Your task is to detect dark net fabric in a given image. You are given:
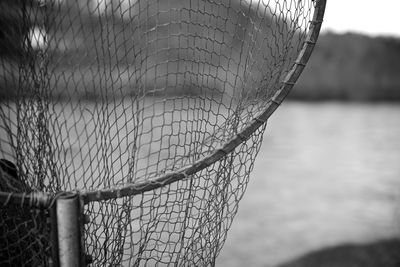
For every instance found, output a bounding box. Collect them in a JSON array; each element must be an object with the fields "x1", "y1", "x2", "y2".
[
  {"x1": 0, "y1": 0, "x2": 319, "y2": 265},
  {"x1": 0, "y1": 195, "x2": 53, "y2": 266}
]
